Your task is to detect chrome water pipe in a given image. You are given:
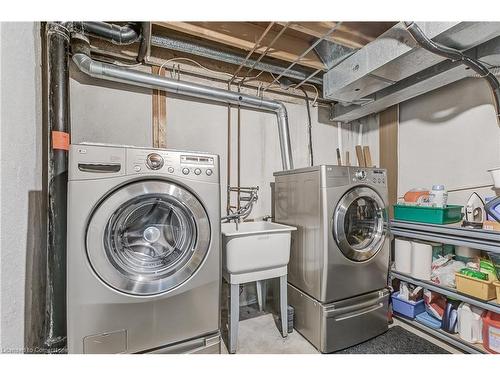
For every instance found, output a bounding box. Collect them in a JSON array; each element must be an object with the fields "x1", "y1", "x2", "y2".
[
  {"x1": 71, "y1": 51, "x2": 294, "y2": 170},
  {"x1": 222, "y1": 186, "x2": 259, "y2": 224}
]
